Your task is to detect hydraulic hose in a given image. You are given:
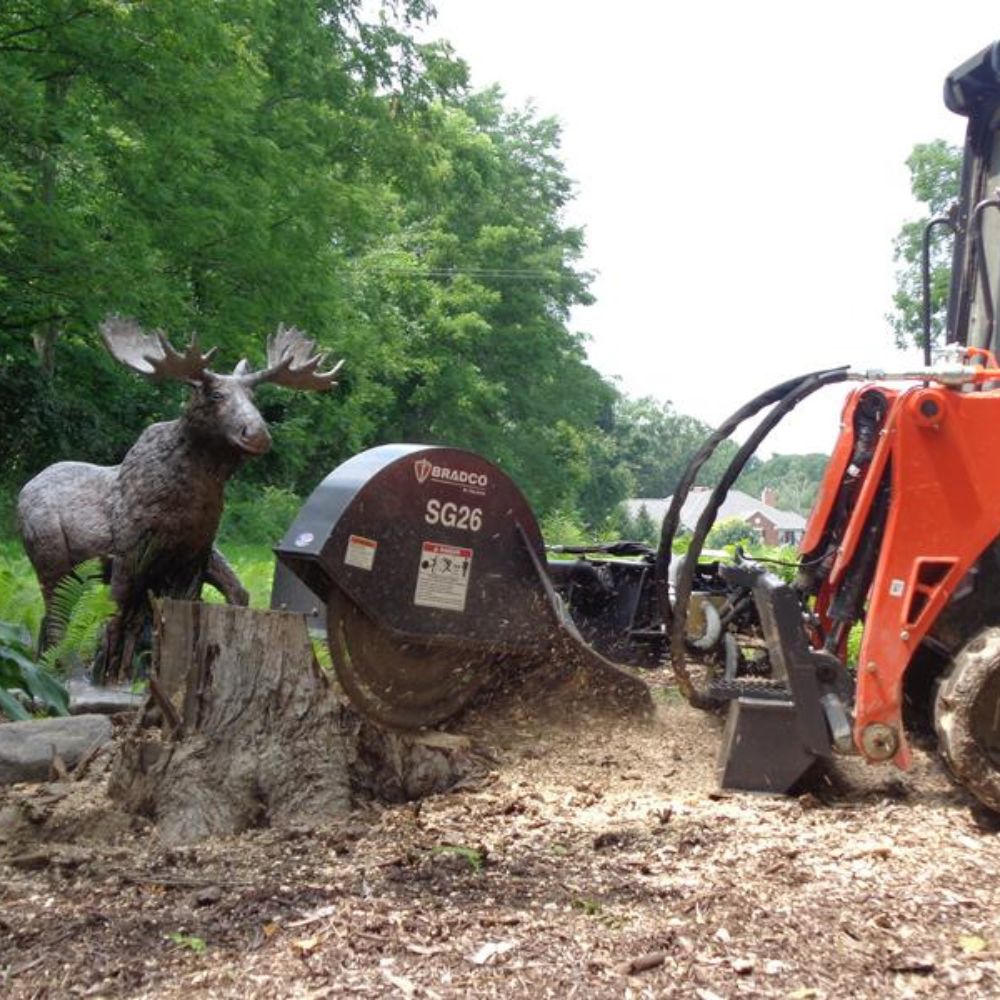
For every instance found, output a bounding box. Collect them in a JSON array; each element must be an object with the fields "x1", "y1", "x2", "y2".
[
  {"x1": 655, "y1": 367, "x2": 845, "y2": 630},
  {"x1": 658, "y1": 366, "x2": 850, "y2": 707},
  {"x1": 921, "y1": 214, "x2": 957, "y2": 366}
]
